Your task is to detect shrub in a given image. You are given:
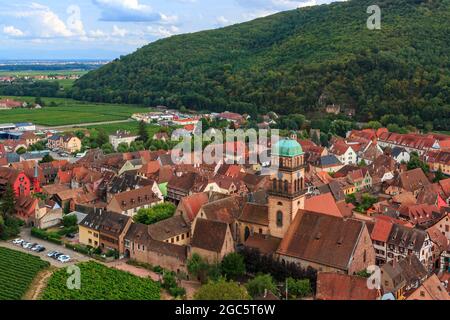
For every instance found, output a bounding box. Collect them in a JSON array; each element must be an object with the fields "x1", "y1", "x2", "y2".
[
  {"x1": 62, "y1": 215, "x2": 78, "y2": 228},
  {"x1": 195, "y1": 278, "x2": 250, "y2": 300},
  {"x1": 133, "y1": 203, "x2": 176, "y2": 225},
  {"x1": 286, "y1": 278, "x2": 312, "y2": 299},
  {"x1": 246, "y1": 274, "x2": 278, "y2": 299},
  {"x1": 221, "y1": 253, "x2": 246, "y2": 280}
]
